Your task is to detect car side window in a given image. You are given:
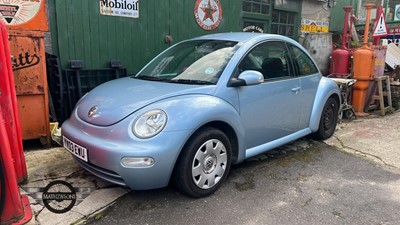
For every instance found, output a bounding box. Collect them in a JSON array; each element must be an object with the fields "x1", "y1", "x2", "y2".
[
  {"x1": 288, "y1": 44, "x2": 319, "y2": 76},
  {"x1": 238, "y1": 41, "x2": 292, "y2": 80}
]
